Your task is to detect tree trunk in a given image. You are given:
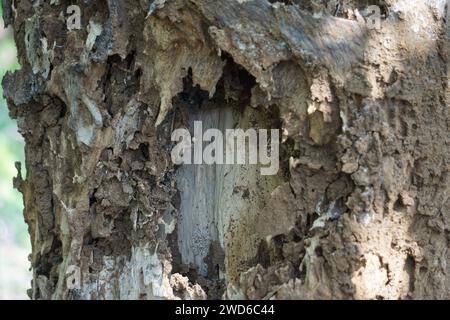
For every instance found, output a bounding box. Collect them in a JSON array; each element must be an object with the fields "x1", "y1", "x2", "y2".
[{"x1": 2, "y1": 0, "x2": 449, "y2": 299}]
